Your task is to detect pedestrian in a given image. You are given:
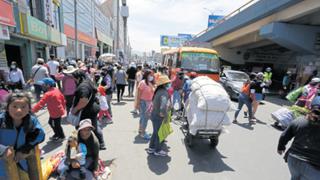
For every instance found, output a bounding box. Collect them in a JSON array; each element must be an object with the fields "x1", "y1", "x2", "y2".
[
  {"x1": 126, "y1": 62, "x2": 137, "y2": 97},
  {"x1": 30, "y1": 58, "x2": 49, "y2": 102},
  {"x1": 182, "y1": 72, "x2": 197, "y2": 103},
  {"x1": 46, "y1": 54, "x2": 60, "y2": 88},
  {"x1": 58, "y1": 133, "x2": 87, "y2": 180},
  {"x1": 171, "y1": 71, "x2": 184, "y2": 111},
  {"x1": 263, "y1": 67, "x2": 272, "y2": 93},
  {"x1": 114, "y1": 65, "x2": 127, "y2": 102},
  {"x1": 136, "y1": 70, "x2": 155, "y2": 140},
  {"x1": 0, "y1": 91, "x2": 45, "y2": 179},
  {"x1": 101, "y1": 66, "x2": 114, "y2": 116},
  {"x1": 296, "y1": 78, "x2": 320, "y2": 108},
  {"x1": 7, "y1": 61, "x2": 25, "y2": 91},
  {"x1": 147, "y1": 75, "x2": 171, "y2": 156},
  {"x1": 61, "y1": 65, "x2": 78, "y2": 114},
  {"x1": 32, "y1": 78, "x2": 66, "y2": 141},
  {"x1": 281, "y1": 71, "x2": 292, "y2": 99},
  {"x1": 233, "y1": 73, "x2": 255, "y2": 124},
  {"x1": 277, "y1": 96, "x2": 320, "y2": 180},
  {"x1": 251, "y1": 72, "x2": 265, "y2": 118},
  {"x1": 71, "y1": 70, "x2": 106, "y2": 150},
  {"x1": 97, "y1": 85, "x2": 112, "y2": 124},
  {"x1": 131, "y1": 65, "x2": 143, "y2": 114}
]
